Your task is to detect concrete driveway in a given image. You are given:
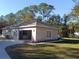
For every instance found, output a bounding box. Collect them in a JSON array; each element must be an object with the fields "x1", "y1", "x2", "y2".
[{"x1": 0, "y1": 40, "x2": 23, "y2": 59}]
